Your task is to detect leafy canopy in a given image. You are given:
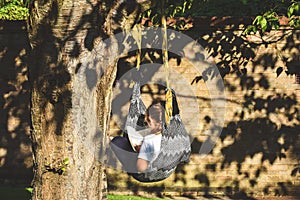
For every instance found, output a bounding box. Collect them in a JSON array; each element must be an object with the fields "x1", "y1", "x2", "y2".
[
  {"x1": 0, "y1": 0, "x2": 29, "y2": 20},
  {"x1": 1, "y1": 0, "x2": 299, "y2": 34},
  {"x1": 243, "y1": 0, "x2": 300, "y2": 34}
]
